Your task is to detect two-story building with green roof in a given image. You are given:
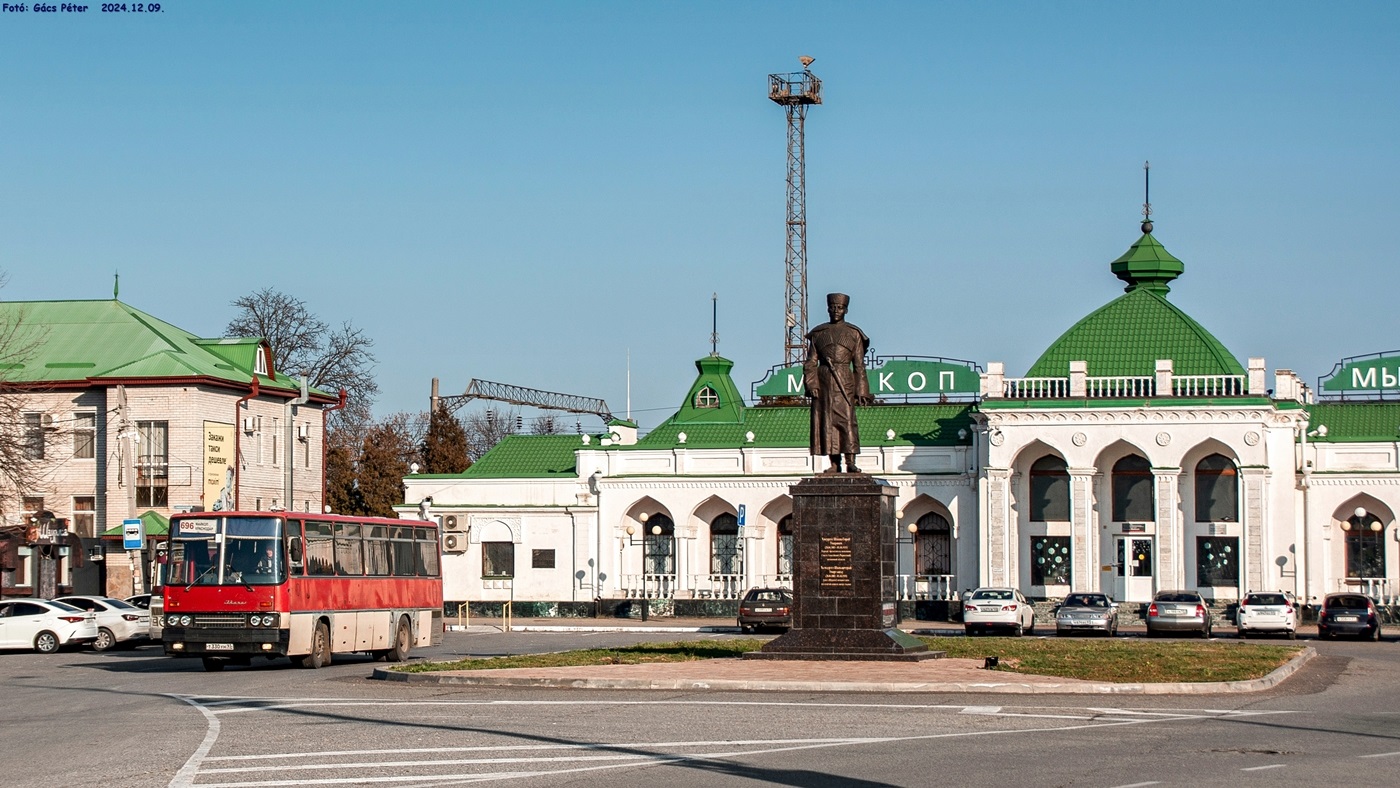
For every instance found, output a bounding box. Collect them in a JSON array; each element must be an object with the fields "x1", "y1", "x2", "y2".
[
  {"x1": 0, "y1": 298, "x2": 336, "y2": 600},
  {"x1": 405, "y1": 218, "x2": 1399, "y2": 617}
]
